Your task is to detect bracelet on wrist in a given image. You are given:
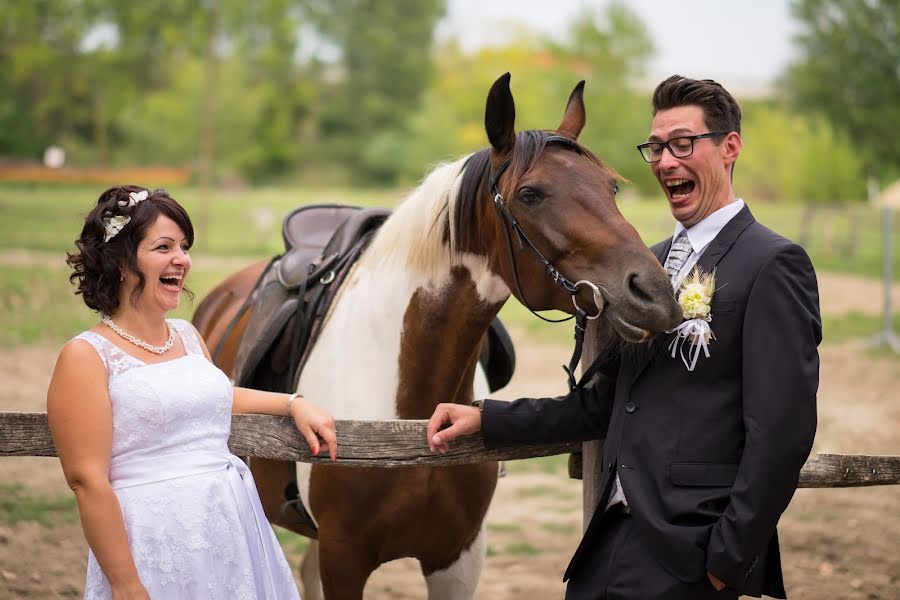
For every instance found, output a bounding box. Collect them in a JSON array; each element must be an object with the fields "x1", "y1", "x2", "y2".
[{"x1": 286, "y1": 392, "x2": 302, "y2": 416}]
